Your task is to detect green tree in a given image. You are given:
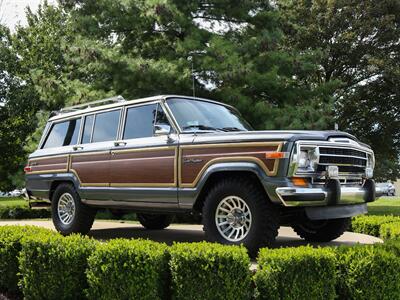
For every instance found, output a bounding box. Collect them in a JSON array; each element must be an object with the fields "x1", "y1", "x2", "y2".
[
  {"x1": 278, "y1": 0, "x2": 400, "y2": 180},
  {"x1": 55, "y1": 0, "x2": 336, "y2": 130},
  {"x1": 0, "y1": 25, "x2": 40, "y2": 190}
]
